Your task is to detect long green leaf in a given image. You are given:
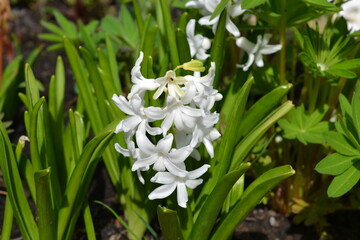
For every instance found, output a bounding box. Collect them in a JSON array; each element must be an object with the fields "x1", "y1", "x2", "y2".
[
  {"x1": 230, "y1": 101, "x2": 294, "y2": 170},
  {"x1": 35, "y1": 168, "x2": 56, "y2": 240},
  {"x1": 210, "y1": 10, "x2": 227, "y2": 88},
  {"x1": 1, "y1": 196, "x2": 14, "y2": 240},
  {"x1": 57, "y1": 124, "x2": 115, "y2": 239},
  {"x1": 0, "y1": 122, "x2": 38, "y2": 240},
  {"x1": 157, "y1": 206, "x2": 183, "y2": 240},
  {"x1": 189, "y1": 163, "x2": 250, "y2": 240},
  {"x1": 160, "y1": 0, "x2": 180, "y2": 67},
  {"x1": 241, "y1": 0, "x2": 267, "y2": 9},
  {"x1": 211, "y1": 165, "x2": 295, "y2": 240},
  {"x1": 64, "y1": 38, "x2": 103, "y2": 133}
]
